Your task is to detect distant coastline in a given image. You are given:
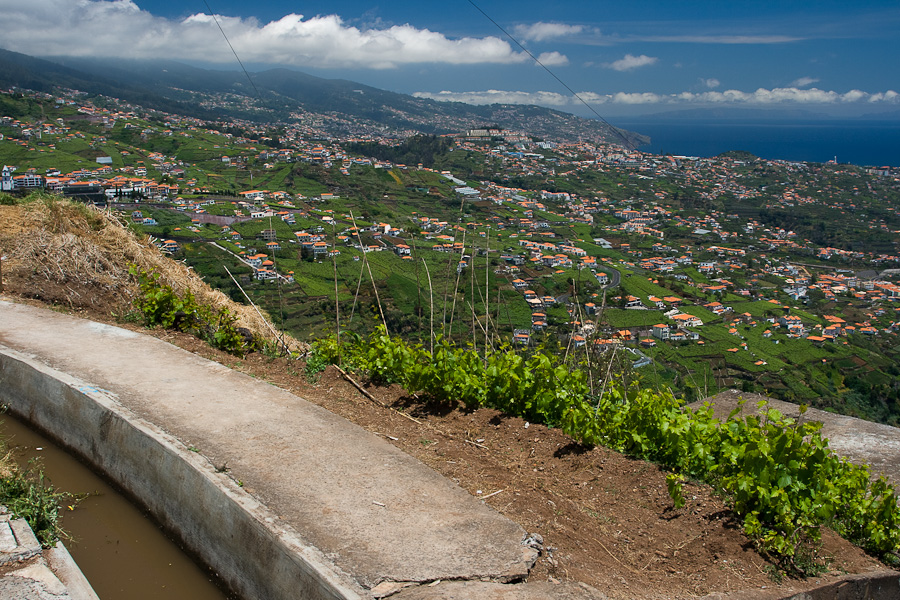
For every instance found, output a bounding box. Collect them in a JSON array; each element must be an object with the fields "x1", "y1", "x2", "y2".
[{"x1": 610, "y1": 119, "x2": 900, "y2": 167}]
